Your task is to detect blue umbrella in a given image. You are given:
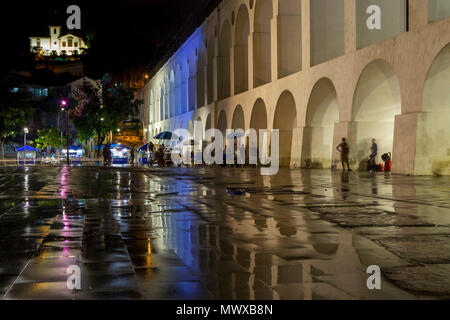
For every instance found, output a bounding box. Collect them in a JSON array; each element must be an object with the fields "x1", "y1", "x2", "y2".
[
  {"x1": 93, "y1": 144, "x2": 105, "y2": 150},
  {"x1": 94, "y1": 143, "x2": 118, "y2": 150},
  {"x1": 226, "y1": 131, "x2": 245, "y2": 139},
  {"x1": 69, "y1": 145, "x2": 82, "y2": 151},
  {"x1": 154, "y1": 131, "x2": 178, "y2": 140},
  {"x1": 16, "y1": 145, "x2": 37, "y2": 152},
  {"x1": 138, "y1": 144, "x2": 150, "y2": 151}
]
